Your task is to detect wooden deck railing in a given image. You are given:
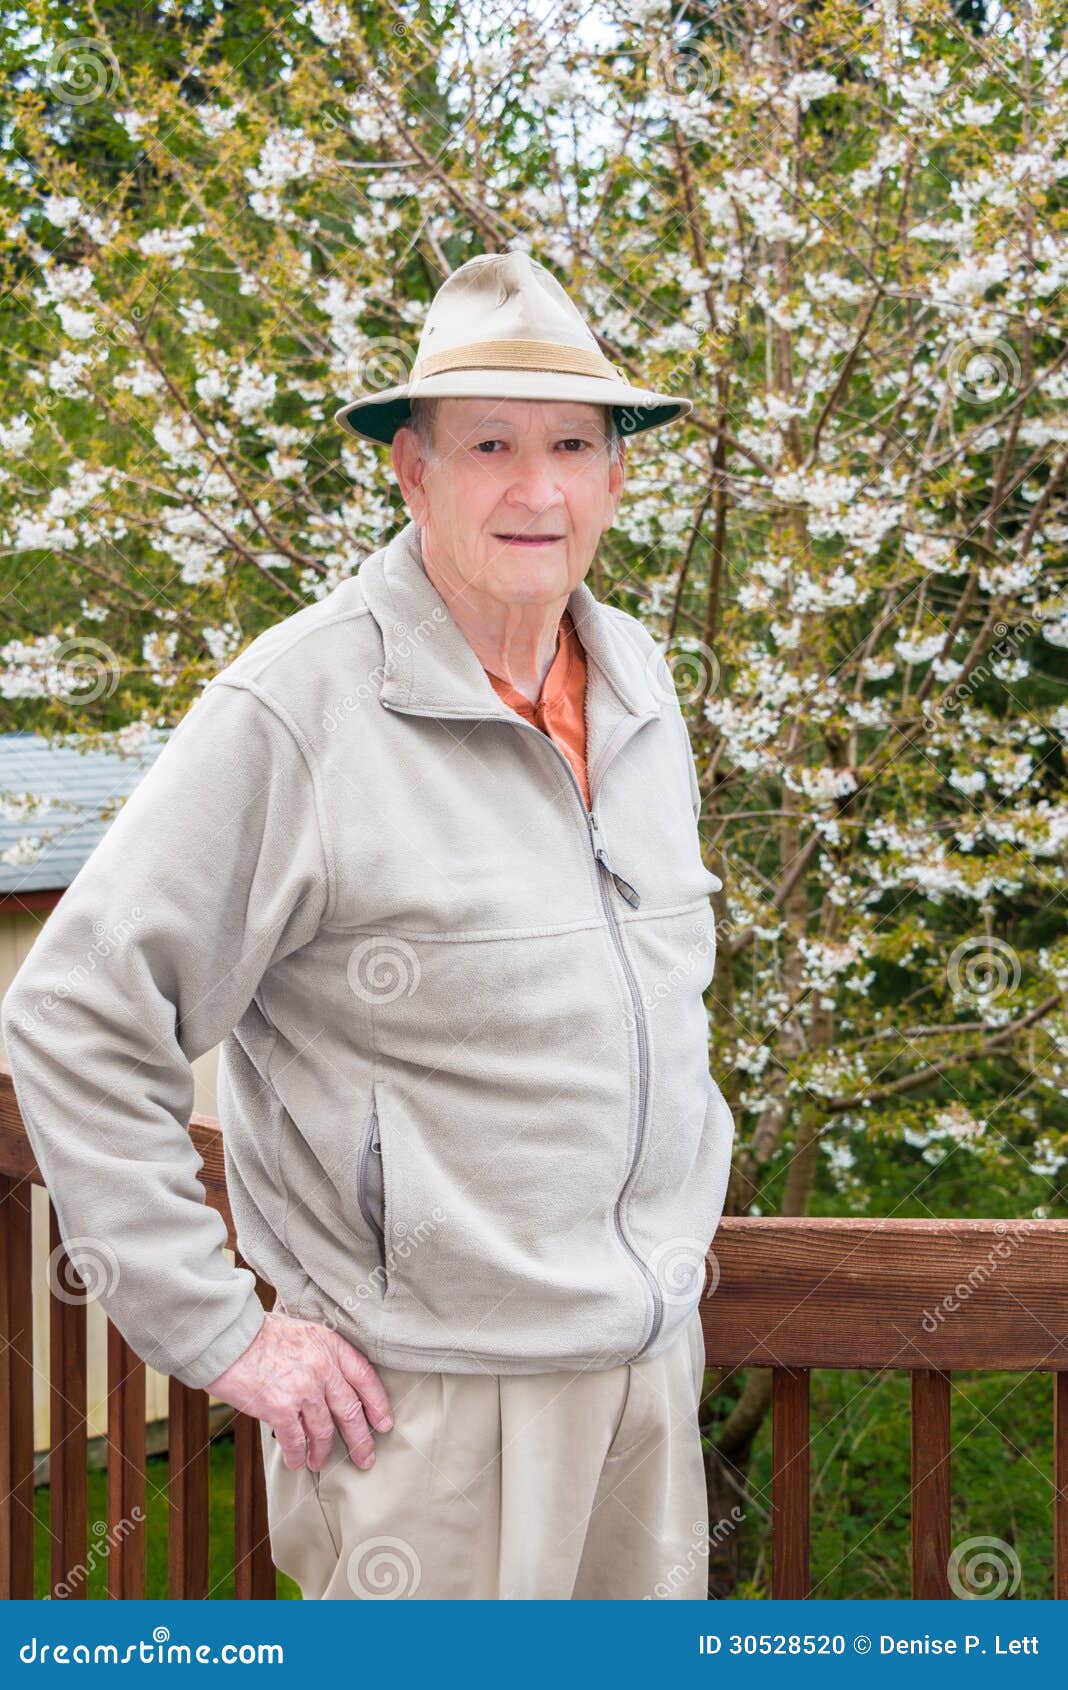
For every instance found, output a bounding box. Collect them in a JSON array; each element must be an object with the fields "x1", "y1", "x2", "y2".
[
  {"x1": 0, "y1": 1068, "x2": 275, "y2": 1600},
  {"x1": 2, "y1": 1064, "x2": 1067, "y2": 1599}
]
